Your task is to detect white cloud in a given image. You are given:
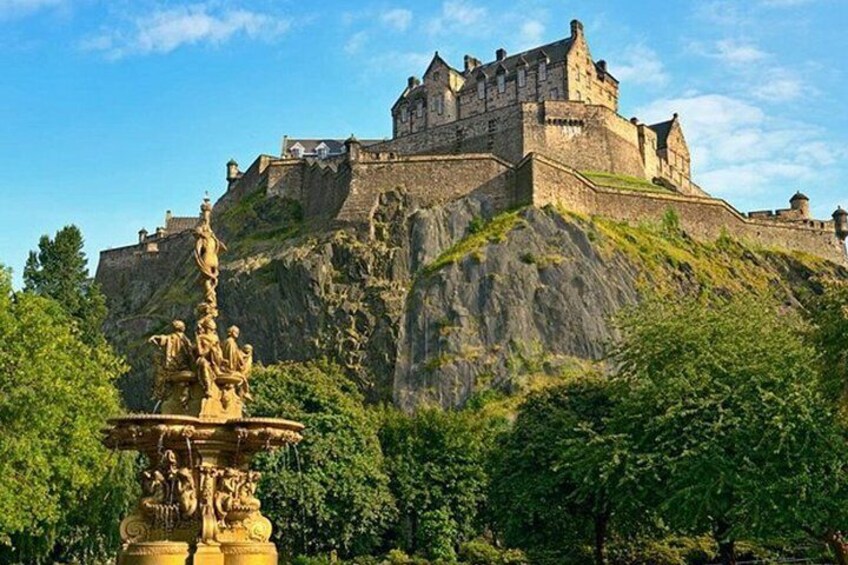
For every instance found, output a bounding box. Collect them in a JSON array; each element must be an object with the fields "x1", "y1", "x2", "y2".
[
  {"x1": 81, "y1": 4, "x2": 290, "y2": 59},
  {"x1": 345, "y1": 30, "x2": 367, "y2": 54},
  {"x1": 609, "y1": 45, "x2": 669, "y2": 88},
  {"x1": 517, "y1": 20, "x2": 544, "y2": 50},
  {"x1": 636, "y1": 94, "x2": 835, "y2": 198},
  {"x1": 380, "y1": 8, "x2": 412, "y2": 32},
  {"x1": 426, "y1": 0, "x2": 486, "y2": 35},
  {"x1": 750, "y1": 68, "x2": 806, "y2": 102},
  {"x1": 715, "y1": 39, "x2": 767, "y2": 64}
]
